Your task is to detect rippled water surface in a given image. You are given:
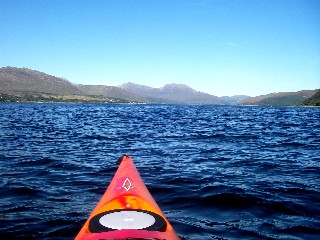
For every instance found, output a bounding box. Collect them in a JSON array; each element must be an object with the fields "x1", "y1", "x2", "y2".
[{"x1": 1, "y1": 103, "x2": 319, "y2": 239}]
